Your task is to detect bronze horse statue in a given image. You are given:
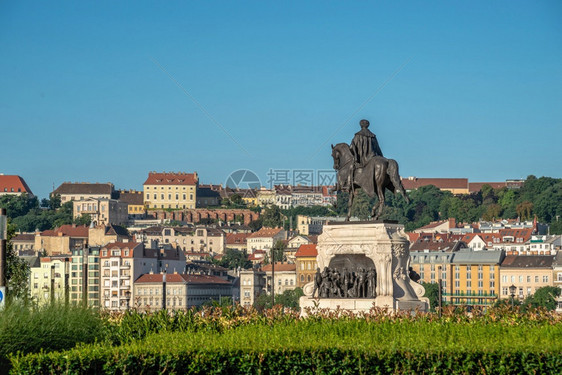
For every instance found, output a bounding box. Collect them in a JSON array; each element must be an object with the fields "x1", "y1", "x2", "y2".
[{"x1": 331, "y1": 143, "x2": 409, "y2": 220}]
